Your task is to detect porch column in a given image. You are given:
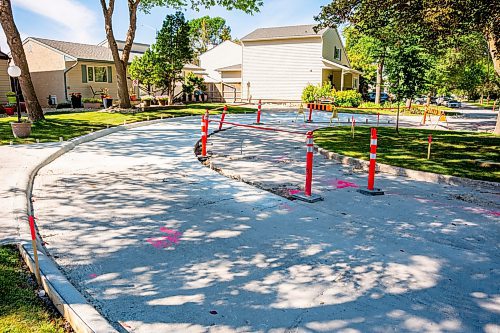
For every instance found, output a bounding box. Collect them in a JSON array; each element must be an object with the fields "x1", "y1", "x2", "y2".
[{"x1": 340, "y1": 69, "x2": 345, "y2": 91}]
